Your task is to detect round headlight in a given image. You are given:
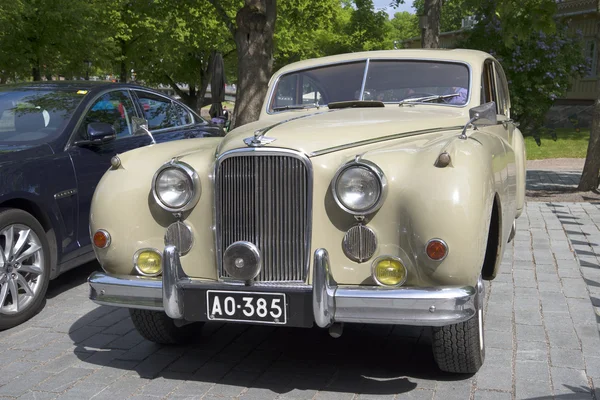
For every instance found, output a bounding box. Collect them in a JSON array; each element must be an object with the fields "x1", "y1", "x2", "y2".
[
  {"x1": 152, "y1": 161, "x2": 200, "y2": 212},
  {"x1": 332, "y1": 161, "x2": 386, "y2": 215}
]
